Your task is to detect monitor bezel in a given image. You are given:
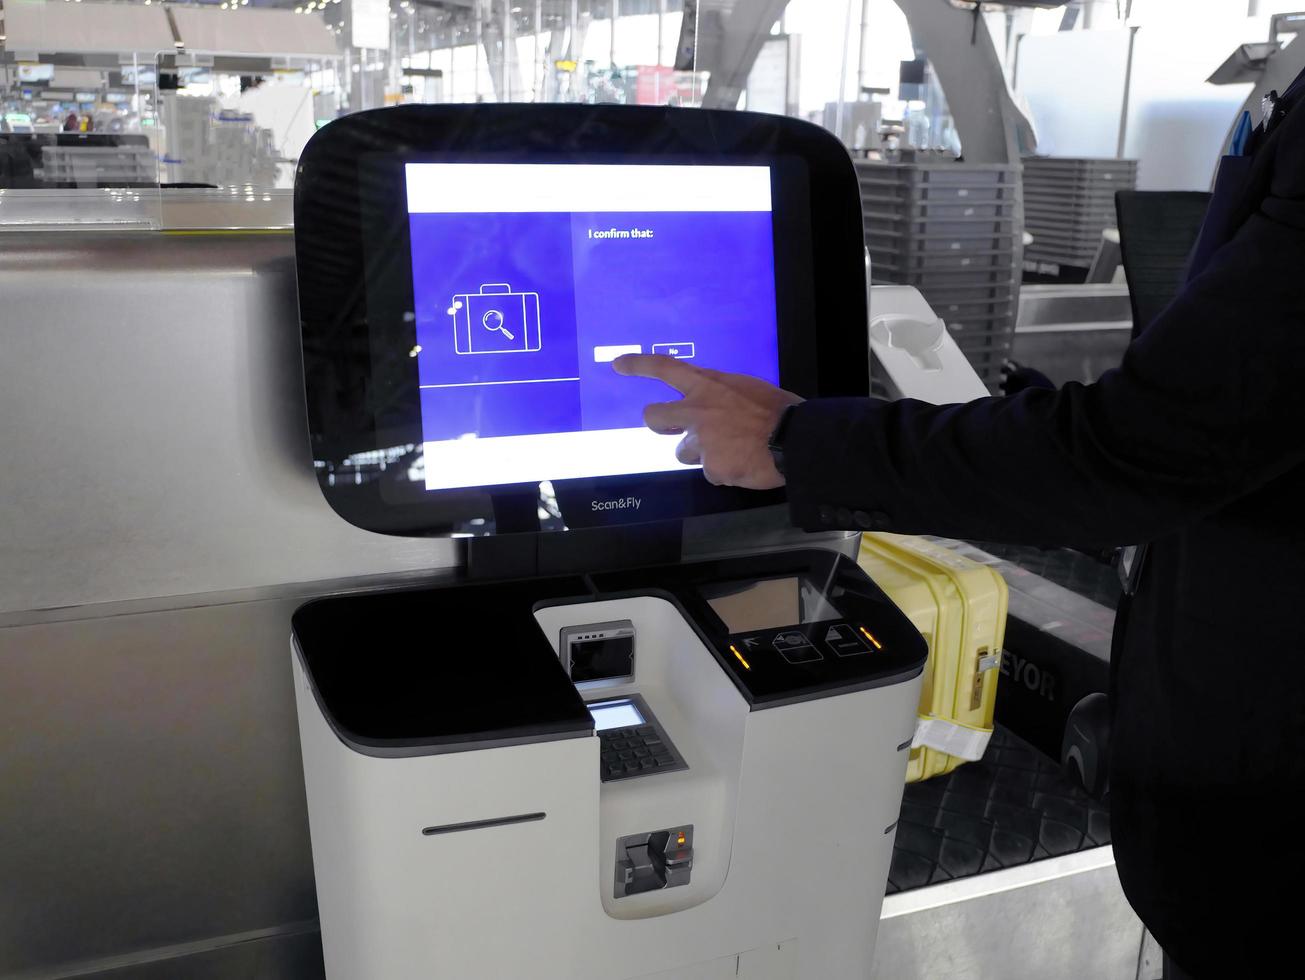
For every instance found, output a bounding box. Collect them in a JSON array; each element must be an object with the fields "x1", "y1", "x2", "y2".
[{"x1": 294, "y1": 104, "x2": 868, "y2": 538}]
